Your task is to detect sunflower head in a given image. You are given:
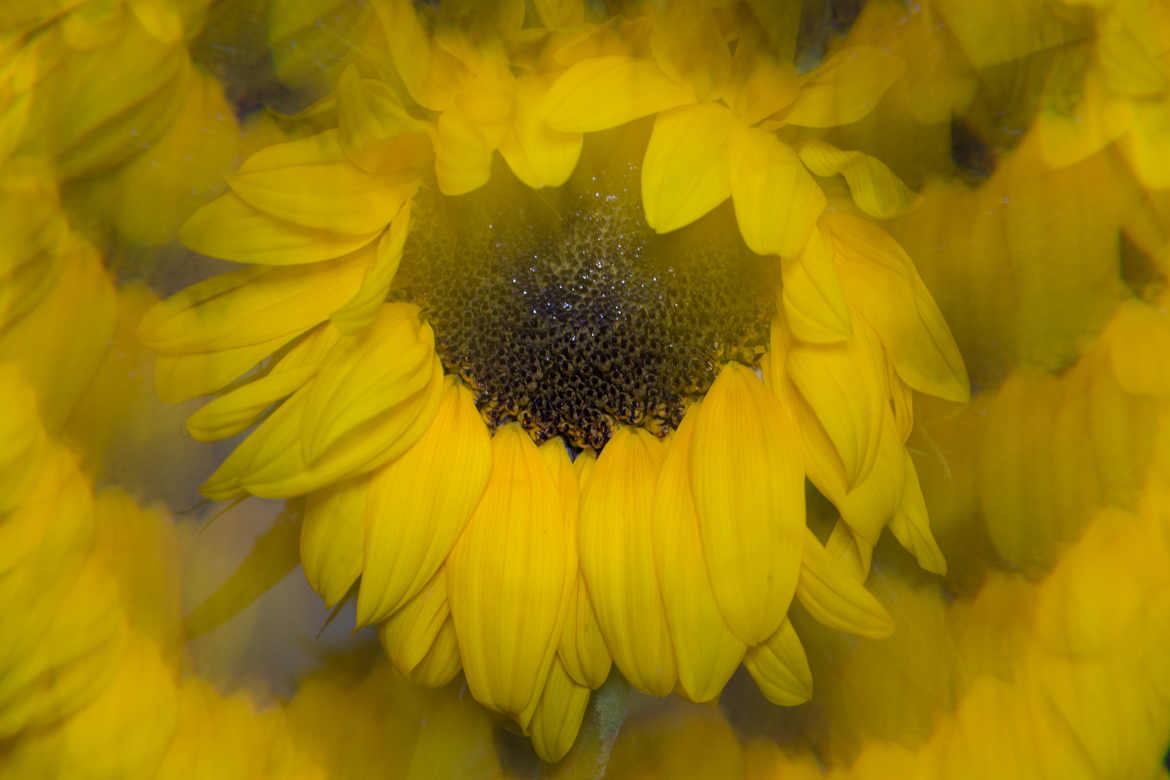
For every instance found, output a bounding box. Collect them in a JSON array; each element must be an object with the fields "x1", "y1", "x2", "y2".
[{"x1": 142, "y1": 0, "x2": 969, "y2": 762}]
